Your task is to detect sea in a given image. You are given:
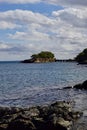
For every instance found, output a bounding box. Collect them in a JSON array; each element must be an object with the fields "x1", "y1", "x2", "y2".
[{"x1": 0, "y1": 61, "x2": 87, "y2": 129}]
